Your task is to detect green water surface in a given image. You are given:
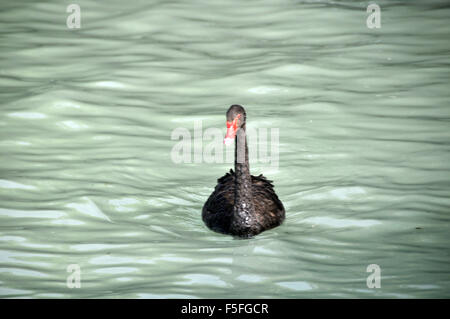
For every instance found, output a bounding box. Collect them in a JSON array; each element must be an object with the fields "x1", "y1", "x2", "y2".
[{"x1": 0, "y1": 0, "x2": 449, "y2": 298}]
